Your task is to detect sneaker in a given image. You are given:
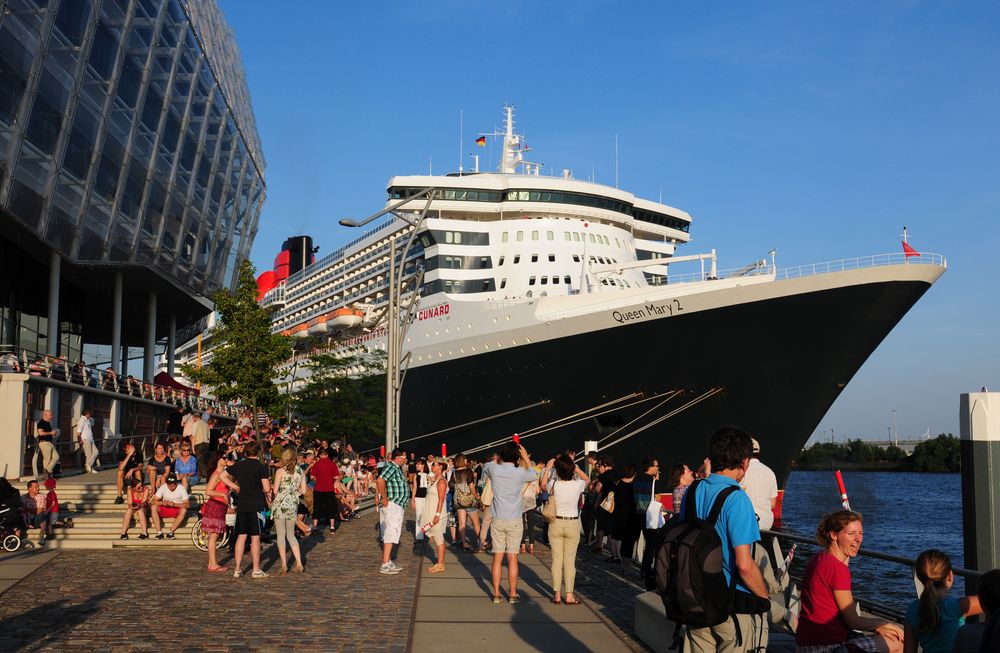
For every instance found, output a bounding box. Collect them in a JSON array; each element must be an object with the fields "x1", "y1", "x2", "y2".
[
  {"x1": 138, "y1": 533, "x2": 148, "y2": 540},
  {"x1": 166, "y1": 532, "x2": 175, "y2": 540},
  {"x1": 90, "y1": 469, "x2": 100, "y2": 474},
  {"x1": 389, "y1": 561, "x2": 403, "y2": 572},
  {"x1": 379, "y1": 562, "x2": 400, "y2": 575},
  {"x1": 114, "y1": 496, "x2": 124, "y2": 505},
  {"x1": 119, "y1": 533, "x2": 128, "y2": 540},
  {"x1": 251, "y1": 570, "x2": 268, "y2": 579},
  {"x1": 155, "y1": 532, "x2": 164, "y2": 540},
  {"x1": 233, "y1": 569, "x2": 242, "y2": 578},
  {"x1": 84, "y1": 467, "x2": 92, "y2": 474}
]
